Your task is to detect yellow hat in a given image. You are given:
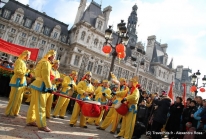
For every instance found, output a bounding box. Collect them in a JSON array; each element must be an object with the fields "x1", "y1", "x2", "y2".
[
  {"x1": 103, "y1": 80, "x2": 109, "y2": 83},
  {"x1": 129, "y1": 76, "x2": 139, "y2": 86},
  {"x1": 19, "y1": 50, "x2": 31, "y2": 59},
  {"x1": 71, "y1": 71, "x2": 78, "y2": 75},
  {"x1": 119, "y1": 78, "x2": 126, "y2": 82},
  {"x1": 85, "y1": 71, "x2": 92, "y2": 76},
  {"x1": 93, "y1": 79, "x2": 99, "y2": 84},
  {"x1": 53, "y1": 60, "x2": 60, "y2": 64},
  {"x1": 111, "y1": 72, "x2": 117, "y2": 80},
  {"x1": 44, "y1": 50, "x2": 56, "y2": 58}
]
